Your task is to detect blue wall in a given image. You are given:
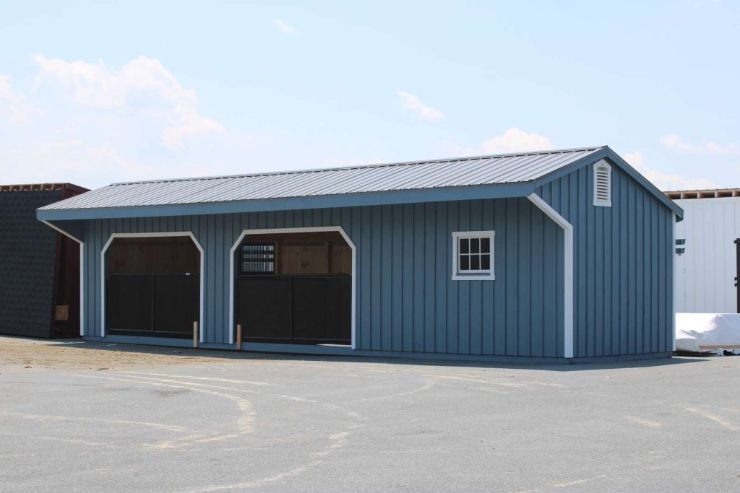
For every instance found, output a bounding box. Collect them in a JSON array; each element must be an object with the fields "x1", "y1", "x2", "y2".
[
  {"x1": 75, "y1": 161, "x2": 675, "y2": 359},
  {"x1": 80, "y1": 198, "x2": 566, "y2": 358},
  {"x1": 537, "y1": 162, "x2": 674, "y2": 358}
]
